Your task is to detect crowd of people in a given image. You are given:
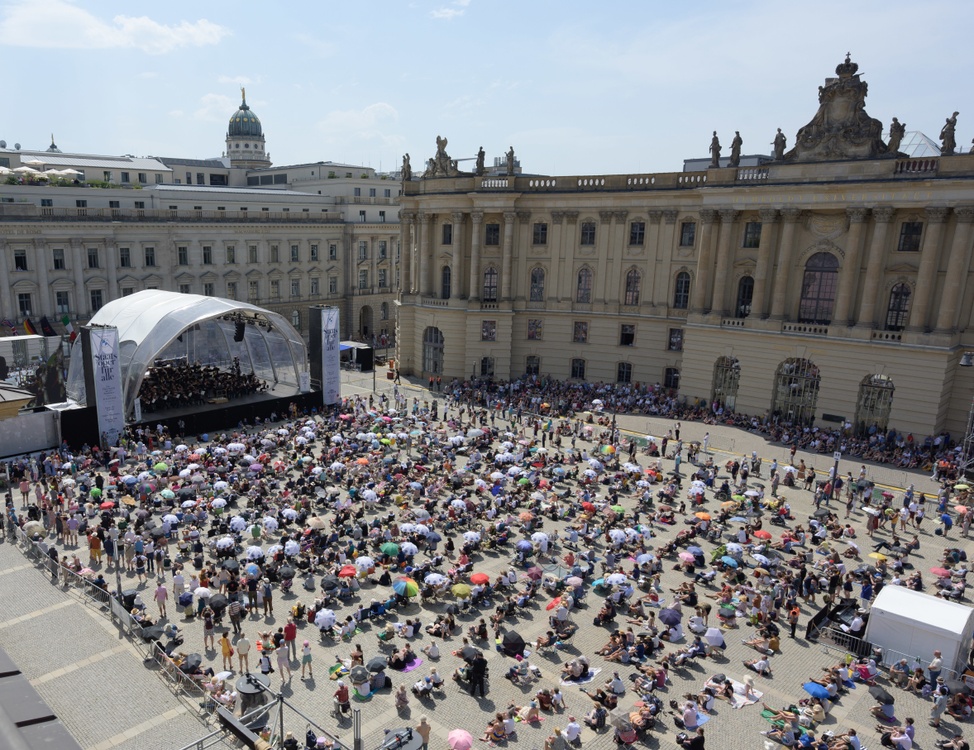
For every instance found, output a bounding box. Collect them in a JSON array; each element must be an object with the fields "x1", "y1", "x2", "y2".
[
  {"x1": 3, "y1": 375, "x2": 974, "y2": 750},
  {"x1": 136, "y1": 358, "x2": 267, "y2": 413}
]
